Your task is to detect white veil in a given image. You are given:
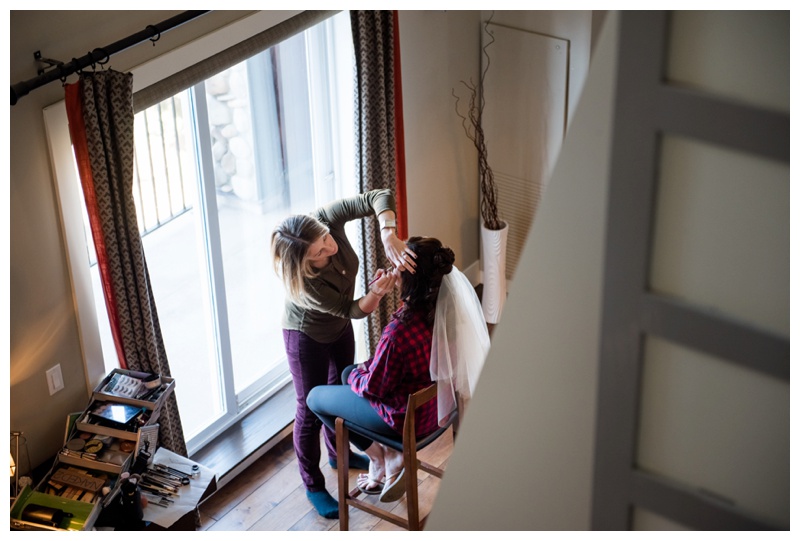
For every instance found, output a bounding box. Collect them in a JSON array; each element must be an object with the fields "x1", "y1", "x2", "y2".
[{"x1": 430, "y1": 266, "x2": 491, "y2": 426}]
